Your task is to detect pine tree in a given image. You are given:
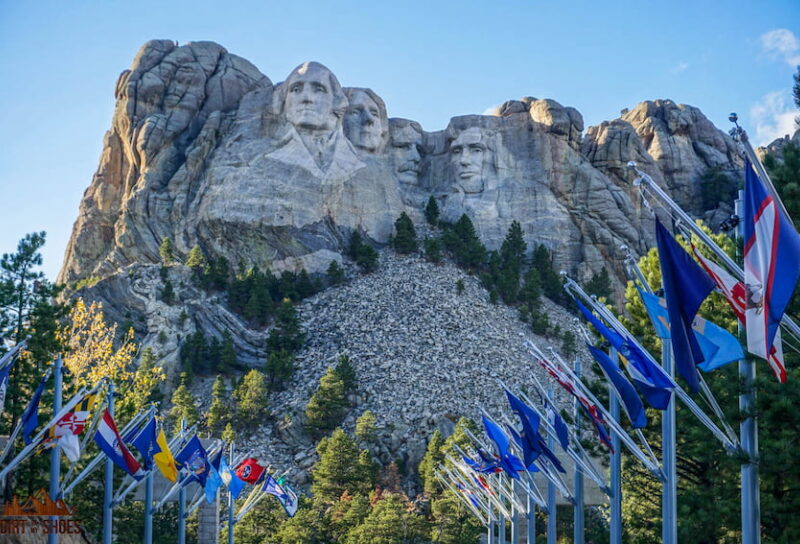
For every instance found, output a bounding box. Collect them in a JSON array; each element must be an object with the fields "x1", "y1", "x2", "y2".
[
  {"x1": 497, "y1": 221, "x2": 526, "y2": 303},
  {"x1": 455, "y1": 279, "x2": 465, "y2": 295},
  {"x1": 169, "y1": 374, "x2": 199, "y2": 433},
  {"x1": 218, "y1": 331, "x2": 238, "y2": 372},
  {"x1": 186, "y1": 244, "x2": 206, "y2": 271},
  {"x1": 295, "y1": 269, "x2": 316, "y2": 299},
  {"x1": 305, "y1": 367, "x2": 347, "y2": 439},
  {"x1": 159, "y1": 237, "x2": 175, "y2": 265},
  {"x1": 561, "y1": 330, "x2": 577, "y2": 358},
  {"x1": 234, "y1": 369, "x2": 269, "y2": 427},
  {"x1": 425, "y1": 196, "x2": 441, "y2": 226},
  {"x1": 334, "y1": 354, "x2": 357, "y2": 394},
  {"x1": 161, "y1": 280, "x2": 175, "y2": 305},
  {"x1": 355, "y1": 410, "x2": 377, "y2": 445},
  {"x1": 207, "y1": 376, "x2": 229, "y2": 433},
  {"x1": 585, "y1": 267, "x2": 612, "y2": 300},
  {"x1": 520, "y1": 266, "x2": 542, "y2": 310},
  {"x1": 345, "y1": 493, "x2": 429, "y2": 544},
  {"x1": 267, "y1": 299, "x2": 306, "y2": 353},
  {"x1": 222, "y1": 423, "x2": 236, "y2": 445},
  {"x1": 311, "y1": 429, "x2": 376, "y2": 505},
  {"x1": 392, "y1": 212, "x2": 418, "y2": 254},
  {"x1": 442, "y1": 214, "x2": 486, "y2": 271},
  {"x1": 327, "y1": 260, "x2": 346, "y2": 285},
  {"x1": 418, "y1": 429, "x2": 445, "y2": 495},
  {"x1": 264, "y1": 349, "x2": 294, "y2": 391},
  {"x1": 531, "y1": 244, "x2": 562, "y2": 302},
  {"x1": 349, "y1": 230, "x2": 379, "y2": 273},
  {"x1": 424, "y1": 237, "x2": 443, "y2": 263}
]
